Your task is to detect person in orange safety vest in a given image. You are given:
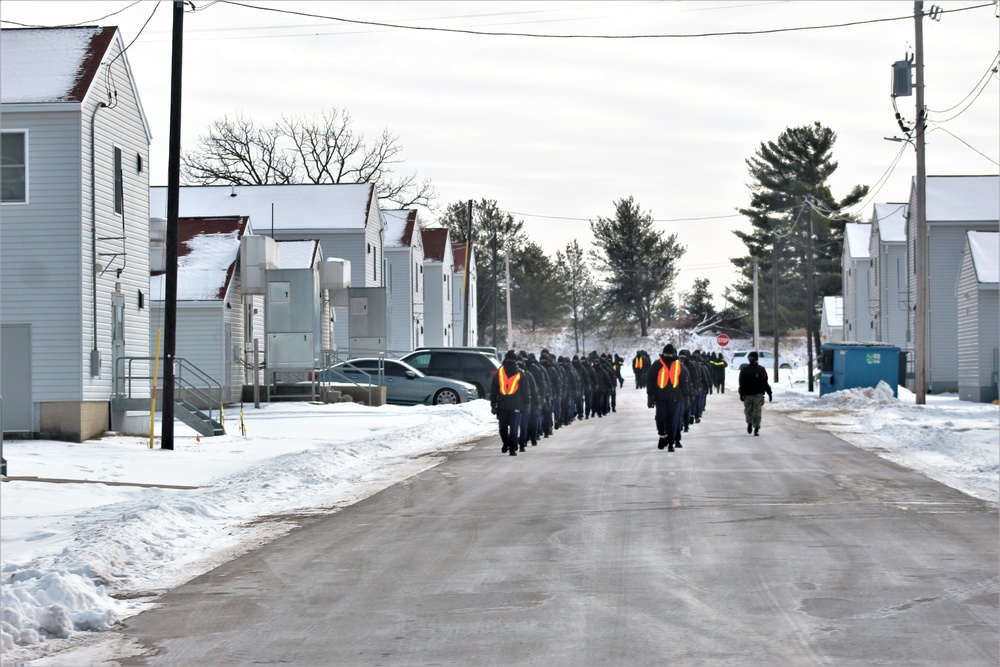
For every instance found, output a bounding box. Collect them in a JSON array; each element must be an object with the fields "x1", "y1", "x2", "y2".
[
  {"x1": 646, "y1": 344, "x2": 691, "y2": 452},
  {"x1": 490, "y1": 350, "x2": 530, "y2": 456}
]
